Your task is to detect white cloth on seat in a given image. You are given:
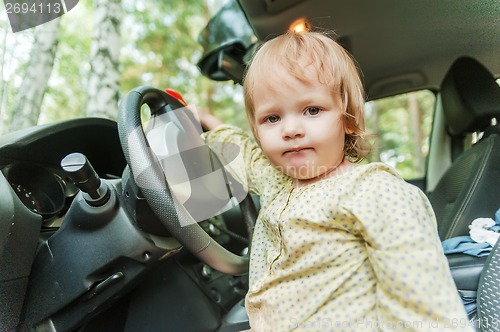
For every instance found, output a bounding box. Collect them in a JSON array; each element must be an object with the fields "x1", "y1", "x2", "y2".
[{"x1": 469, "y1": 217, "x2": 500, "y2": 247}]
